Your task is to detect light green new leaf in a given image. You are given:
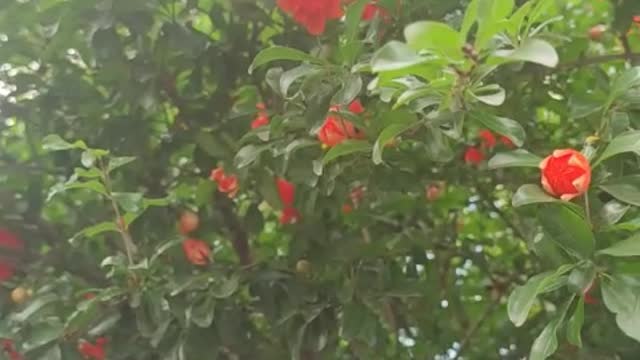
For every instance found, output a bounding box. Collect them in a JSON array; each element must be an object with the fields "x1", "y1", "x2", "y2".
[
  {"x1": 494, "y1": 38, "x2": 559, "y2": 68},
  {"x1": 404, "y1": 21, "x2": 463, "y2": 59},
  {"x1": 249, "y1": 46, "x2": 322, "y2": 74},
  {"x1": 600, "y1": 175, "x2": 640, "y2": 207},
  {"x1": 42, "y1": 134, "x2": 87, "y2": 151},
  {"x1": 371, "y1": 41, "x2": 426, "y2": 72},
  {"x1": 323, "y1": 140, "x2": 371, "y2": 165},
  {"x1": 488, "y1": 150, "x2": 542, "y2": 169},
  {"x1": 598, "y1": 233, "x2": 640, "y2": 257}
]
